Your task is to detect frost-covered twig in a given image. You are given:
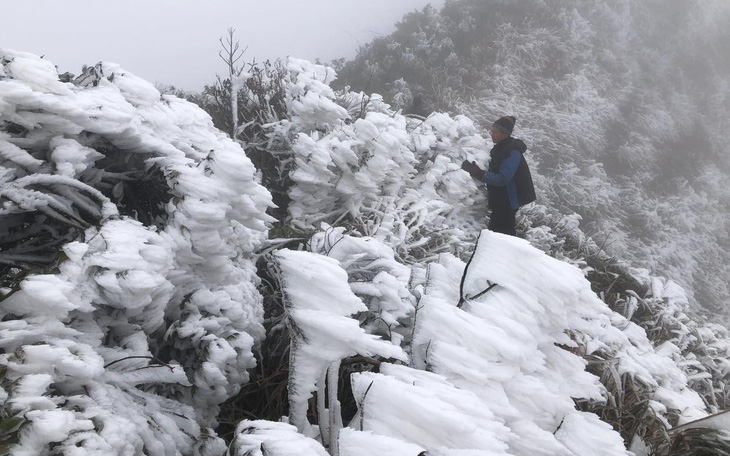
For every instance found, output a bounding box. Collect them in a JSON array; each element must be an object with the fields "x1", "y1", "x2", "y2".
[
  {"x1": 469, "y1": 281, "x2": 498, "y2": 301},
  {"x1": 103, "y1": 355, "x2": 163, "y2": 369},
  {"x1": 358, "y1": 381, "x2": 375, "y2": 431},
  {"x1": 457, "y1": 232, "x2": 481, "y2": 308}
]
